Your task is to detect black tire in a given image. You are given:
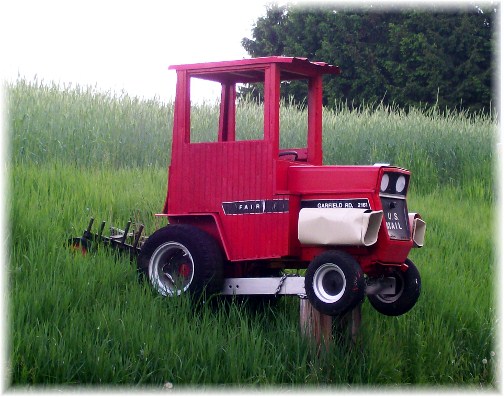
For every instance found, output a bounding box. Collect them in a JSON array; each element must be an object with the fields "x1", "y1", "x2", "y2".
[
  {"x1": 367, "y1": 258, "x2": 421, "y2": 316},
  {"x1": 305, "y1": 250, "x2": 365, "y2": 316},
  {"x1": 137, "y1": 224, "x2": 223, "y2": 297}
]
